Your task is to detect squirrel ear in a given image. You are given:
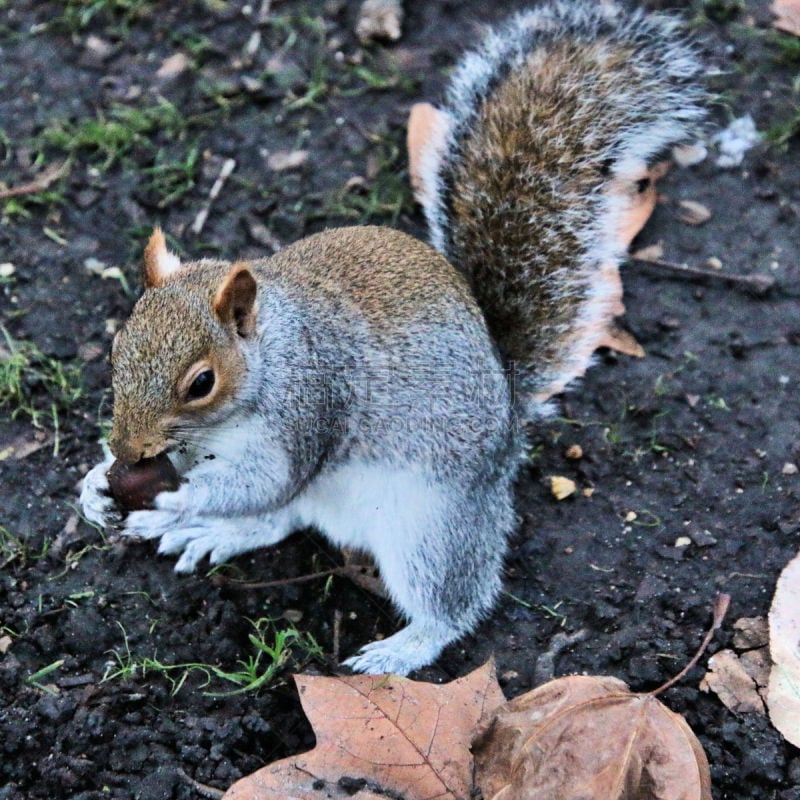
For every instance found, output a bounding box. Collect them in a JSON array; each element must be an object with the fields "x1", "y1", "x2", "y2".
[
  {"x1": 213, "y1": 264, "x2": 258, "y2": 337},
  {"x1": 143, "y1": 227, "x2": 181, "y2": 289}
]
